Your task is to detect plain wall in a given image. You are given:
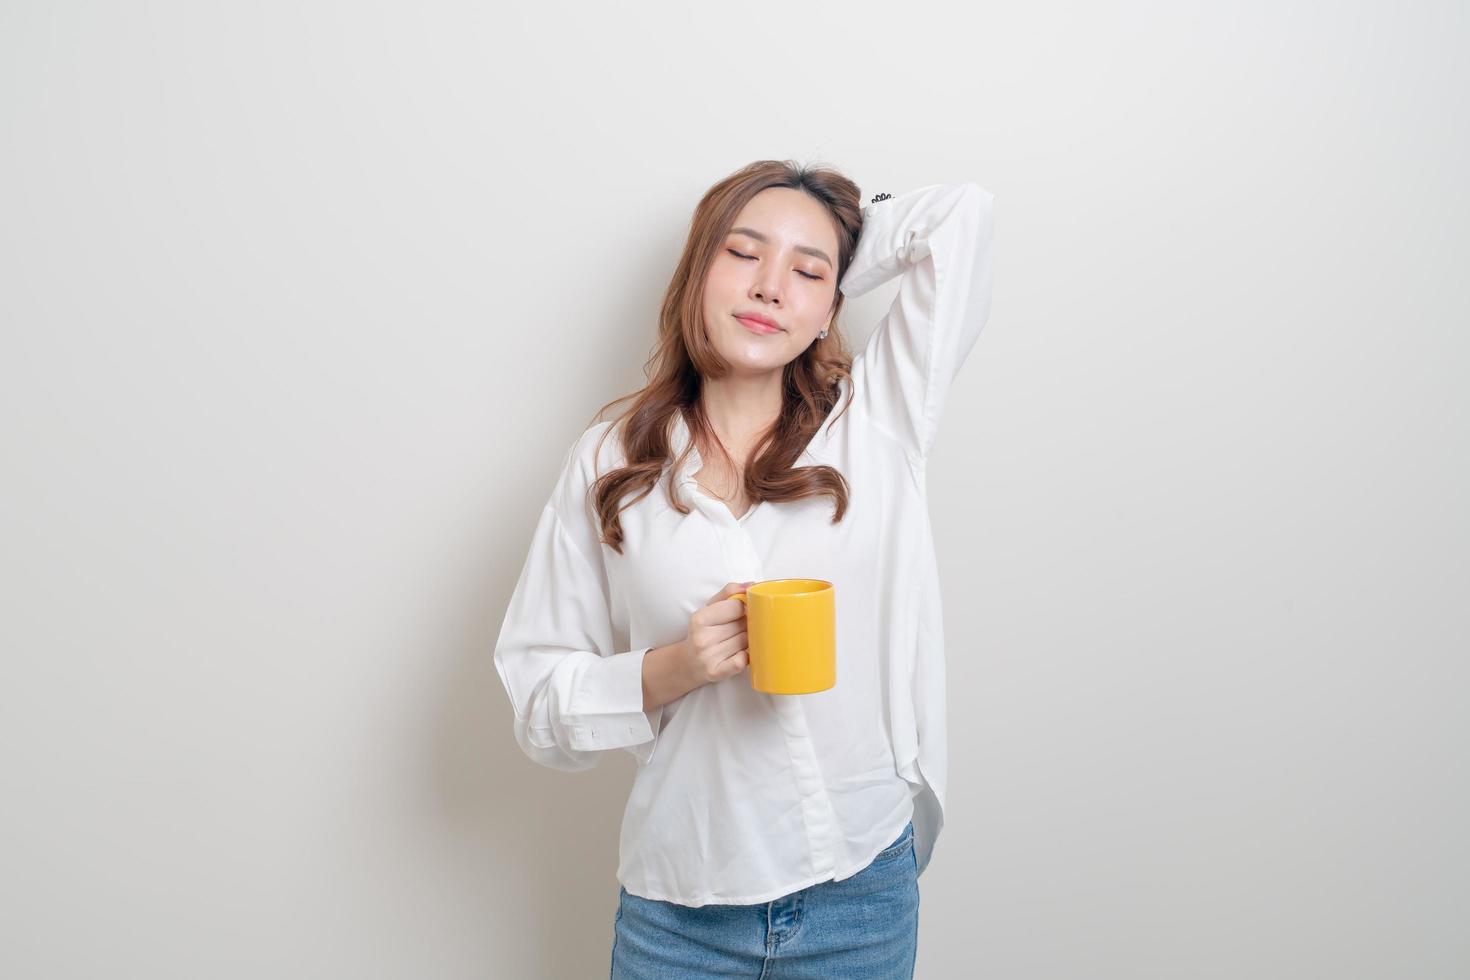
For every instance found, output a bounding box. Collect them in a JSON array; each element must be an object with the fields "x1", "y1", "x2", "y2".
[{"x1": 2, "y1": 1, "x2": 1465, "y2": 977}]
